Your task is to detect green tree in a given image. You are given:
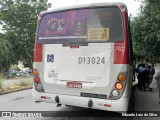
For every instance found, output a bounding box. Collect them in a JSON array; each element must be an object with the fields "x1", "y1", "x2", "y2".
[
  {"x1": 0, "y1": 33, "x2": 13, "y2": 73},
  {"x1": 0, "y1": 0, "x2": 51, "y2": 69},
  {"x1": 131, "y1": 0, "x2": 160, "y2": 63}
]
